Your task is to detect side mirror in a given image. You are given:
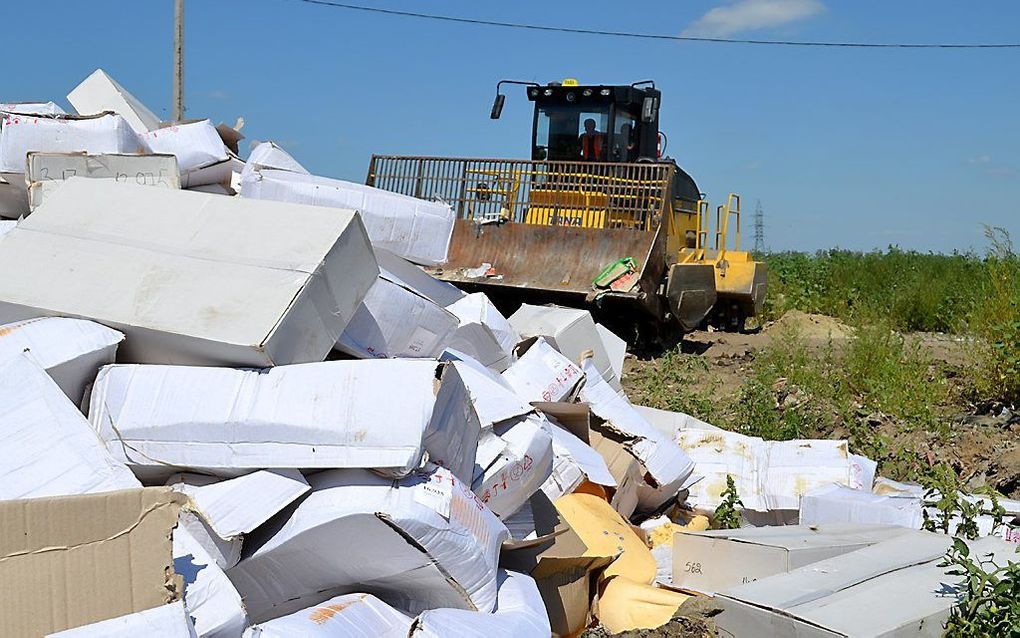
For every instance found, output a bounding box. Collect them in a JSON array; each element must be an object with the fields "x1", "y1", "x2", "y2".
[
  {"x1": 641, "y1": 96, "x2": 658, "y2": 123},
  {"x1": 490, "y1": 94, "x2": 506, "y2": 120}
]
